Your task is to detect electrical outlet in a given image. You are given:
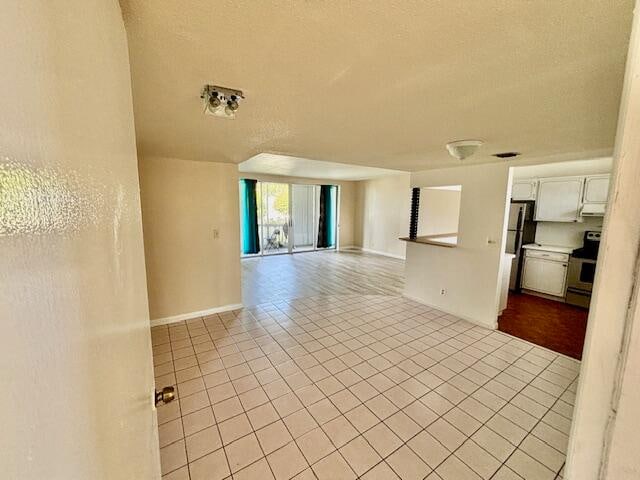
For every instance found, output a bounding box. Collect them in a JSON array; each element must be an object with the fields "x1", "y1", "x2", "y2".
[
  {"x1": 440, "y1": 288, "x2": 446, "y2": 295},
  {"x1": 213, "y1": 229, "x2": 219, "y2": 239}
]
